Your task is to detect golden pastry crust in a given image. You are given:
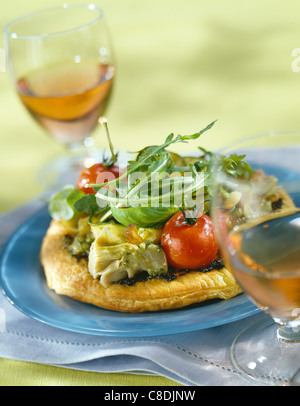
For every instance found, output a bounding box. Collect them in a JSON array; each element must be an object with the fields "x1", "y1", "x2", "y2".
[{"x1": 41, "y1": 220, "x2": 242, "y2": 313}]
